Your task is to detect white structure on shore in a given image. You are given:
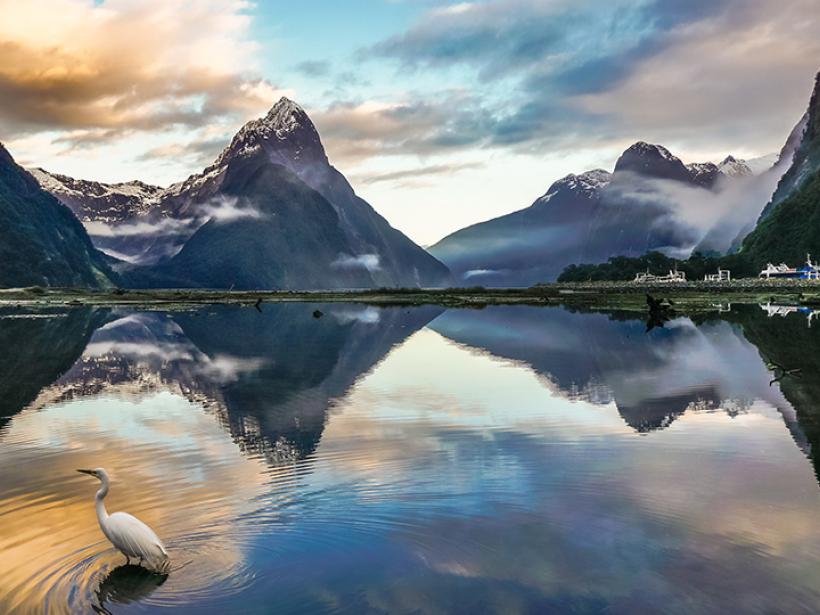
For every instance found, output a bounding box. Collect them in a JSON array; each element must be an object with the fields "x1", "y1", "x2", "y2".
[
  {"x1": 704, "y1": 268, "x2": 731, "y2": 282},
  {"x1": 633, "y1": 269, "x2": 686, "y2": 283},
  {"x1": 759, "y1": 254, "x2": 820, "y2": 280}
]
